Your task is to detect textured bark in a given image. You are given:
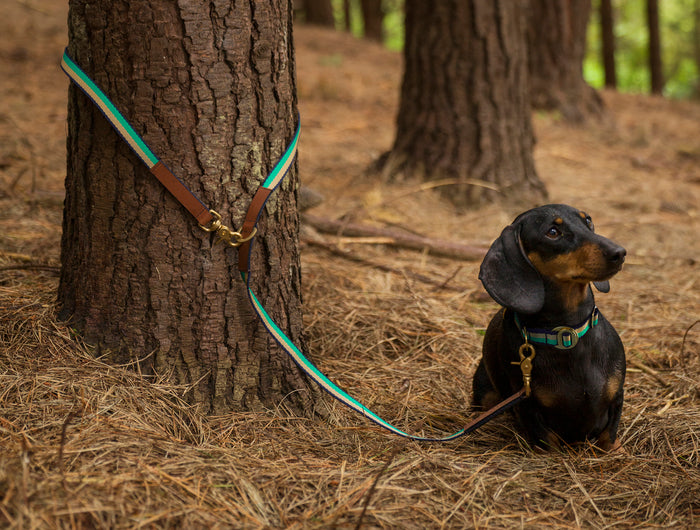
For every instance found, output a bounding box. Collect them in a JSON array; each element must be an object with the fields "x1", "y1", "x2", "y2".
[
  {"x1": 59, "y1": 0, "x2": 314, "y2": 415},
  {"x1": 599, "y1": 0, "x2": 617, "y2": 89},
  {"x1": 360, "y1": 0, "x2": 383, "y2": 42},
  {"x1": 378, "y1": 0, "x2": 546, "y2": 208},
  {"x1": 527, "y1": 0, "x2": 604, "y2": 122}
]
